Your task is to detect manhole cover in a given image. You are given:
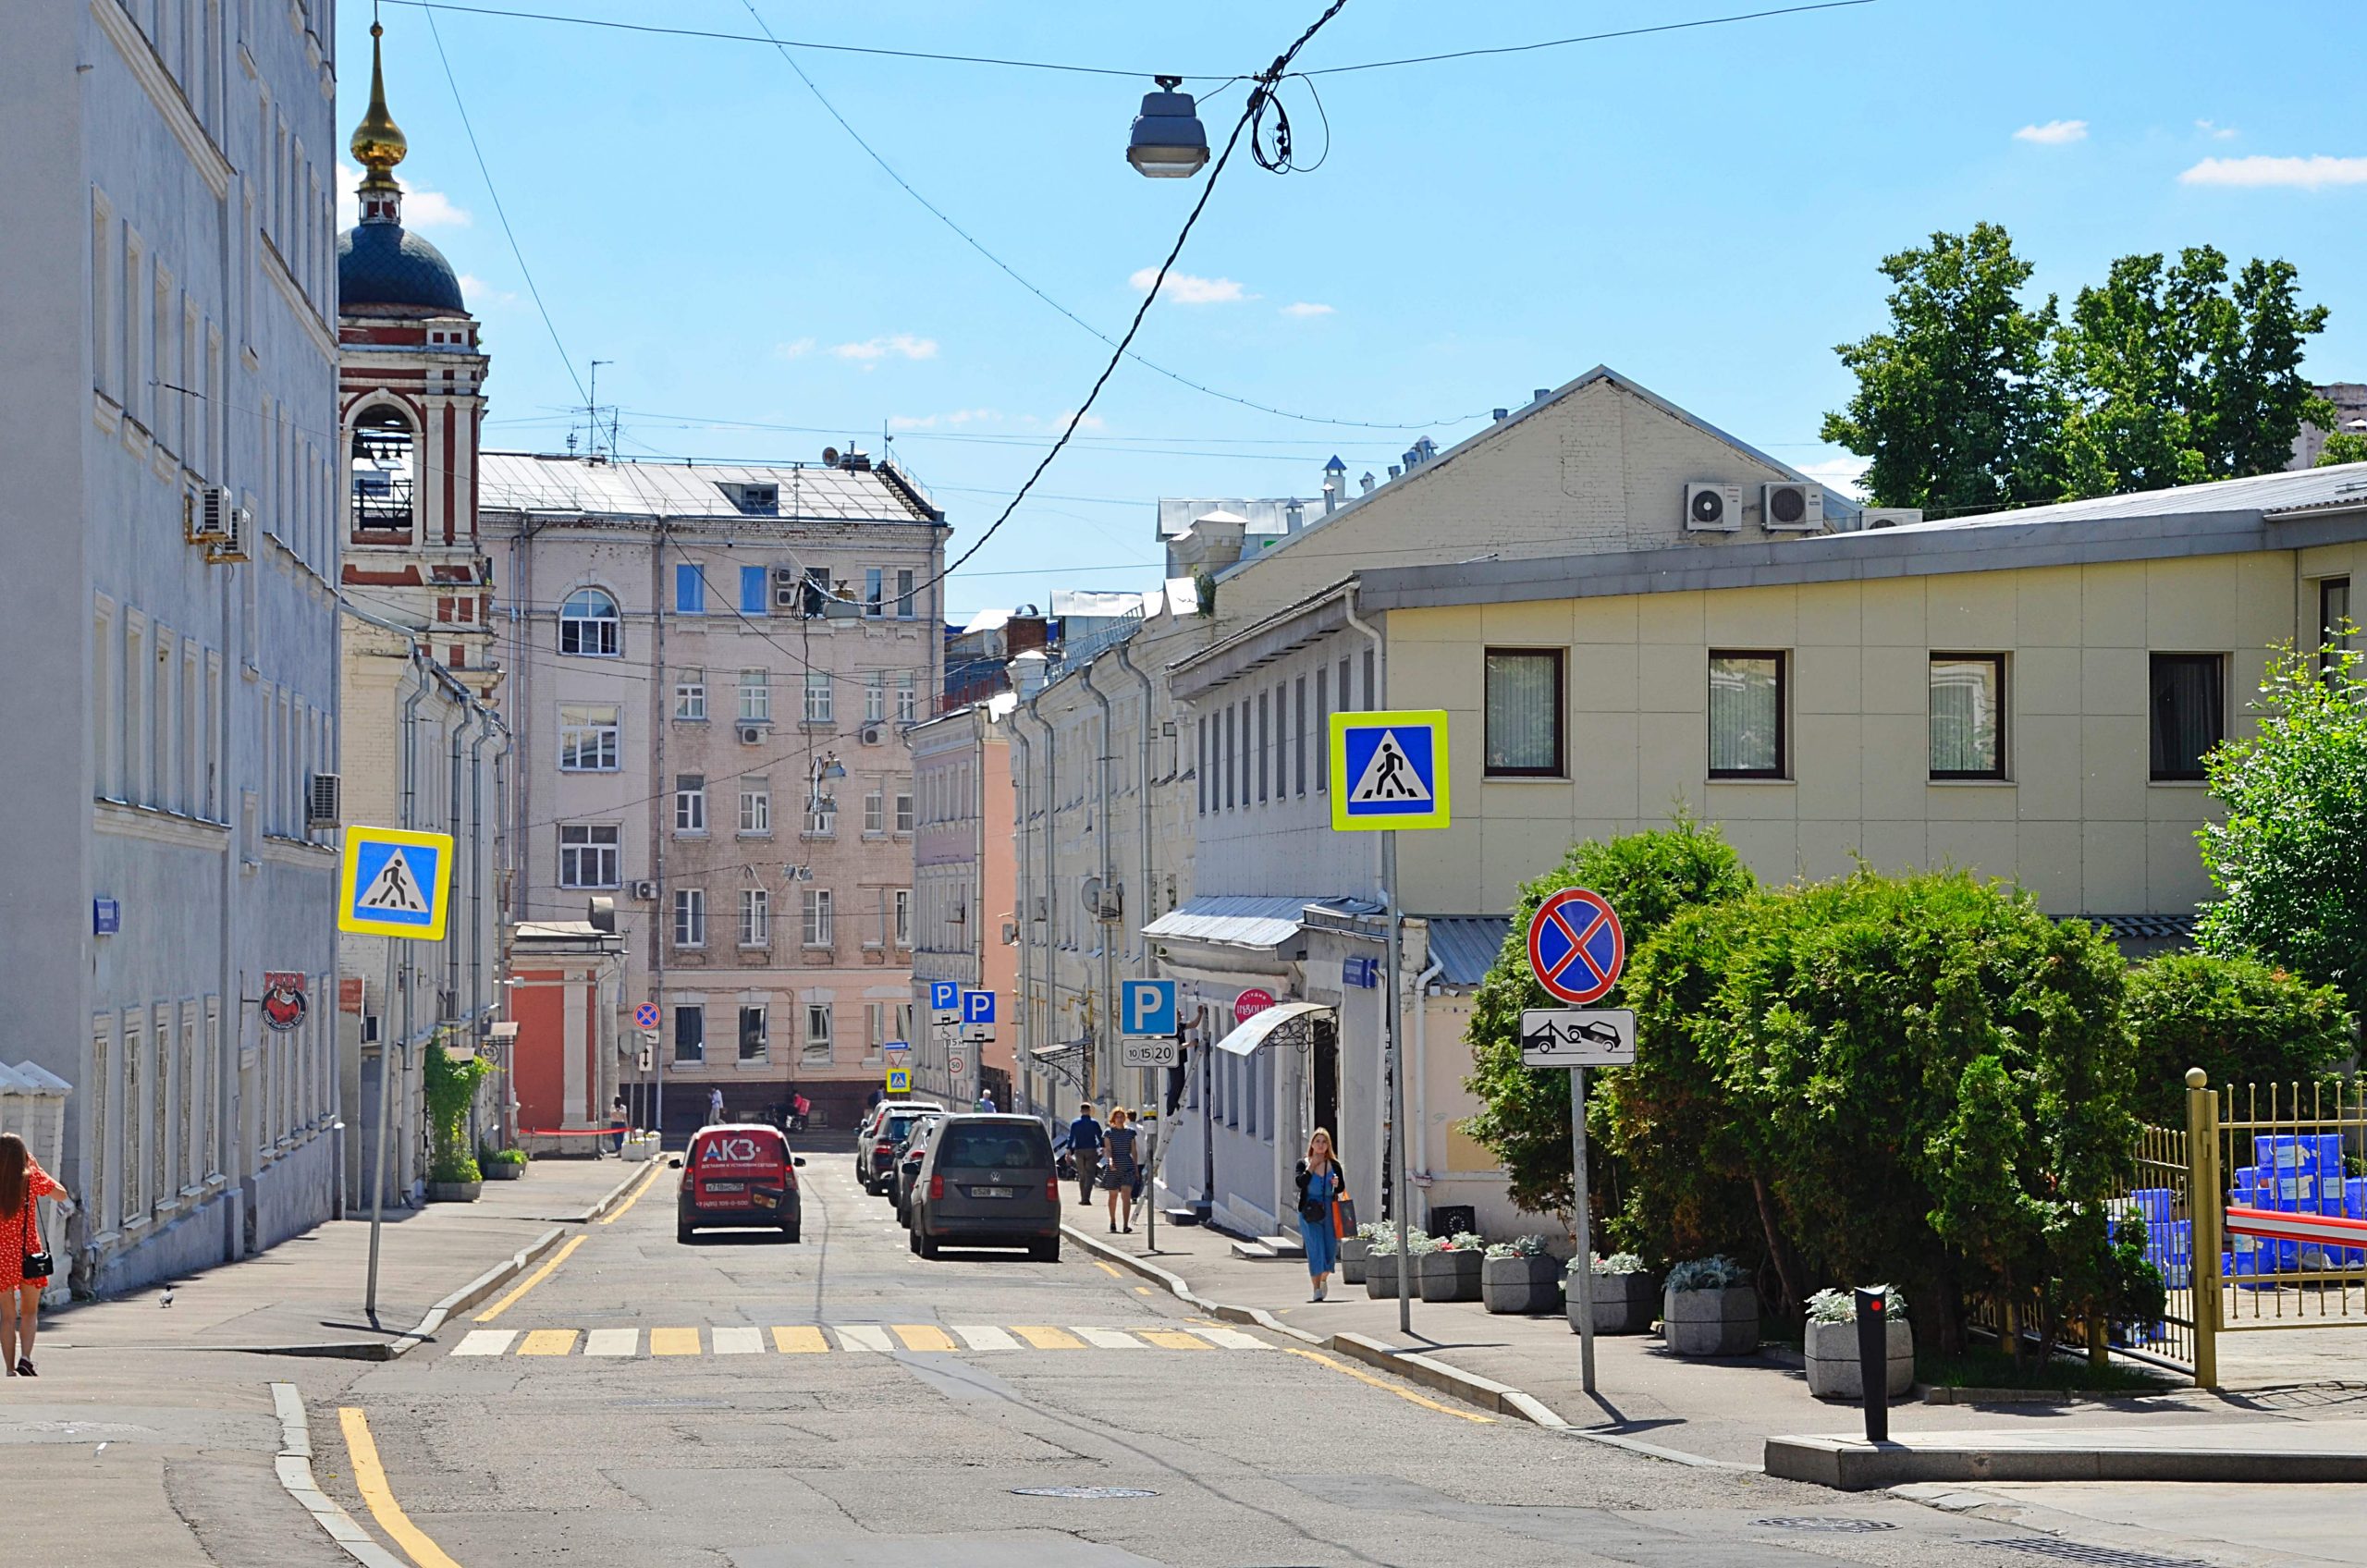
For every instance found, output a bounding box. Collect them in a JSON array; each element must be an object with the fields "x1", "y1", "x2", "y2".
[
  {"x1": 1012, "y1": 1487, "x2": 1159, "y2": 1500},
  {"x1": 1753, "y1": 1517, "x2": 1899, "y2": 1533},
  {"x1": 1974, "y1": 1542, "x2": 2210, "y2": 1568}
]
